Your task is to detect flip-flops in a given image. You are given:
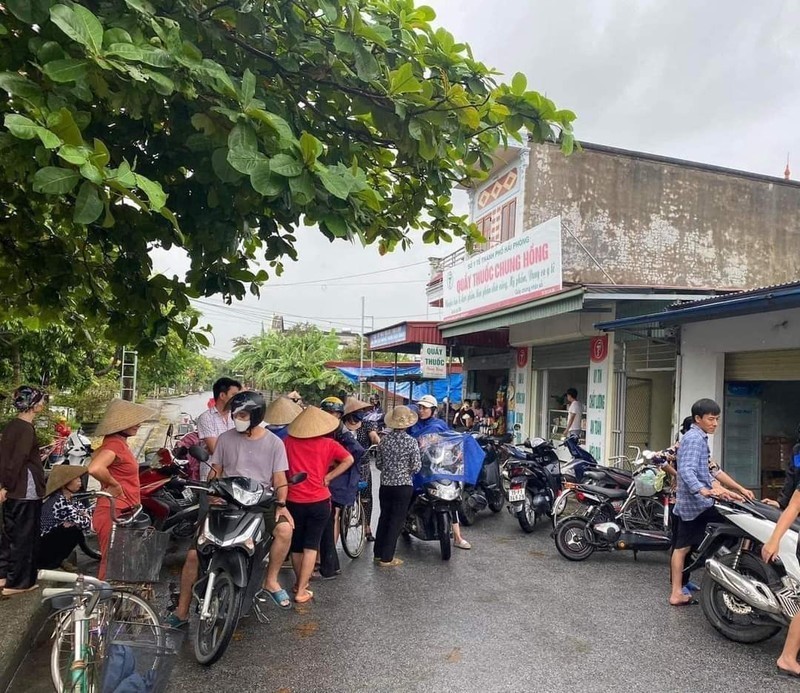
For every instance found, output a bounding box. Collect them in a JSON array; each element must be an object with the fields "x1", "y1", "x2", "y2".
[
  {"x1": 669, "y1": 598, "x2": 698, "y2": 607},
  {"x1": 258, "y1": 588, "x2": 292, "y2": 610},
  {"x1": 294, "y1": 589, "x2": 314, "y2": 604},
  {"x1": 1, "y1": 585, "x2": 38, "y2": 597}
]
